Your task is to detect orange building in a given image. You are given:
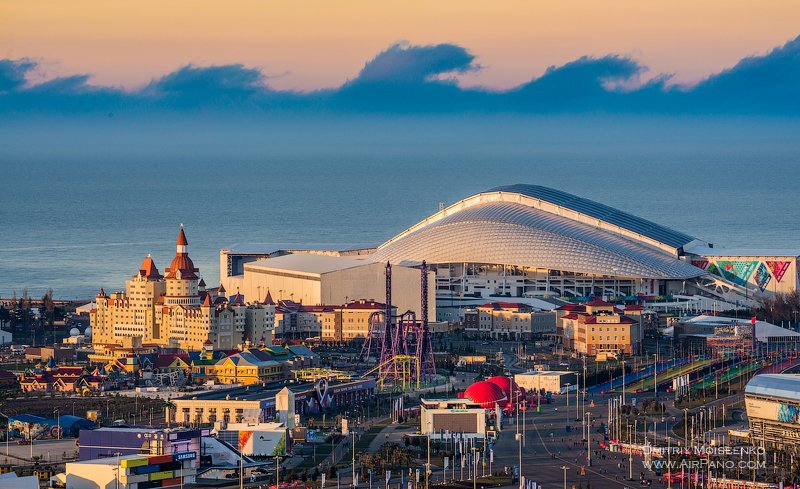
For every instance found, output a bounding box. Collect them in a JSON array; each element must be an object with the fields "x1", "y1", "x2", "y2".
[{"x1": 556, "y1": 300, "x2": 642, "y2": 356}]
